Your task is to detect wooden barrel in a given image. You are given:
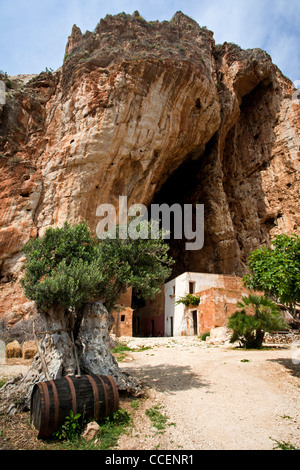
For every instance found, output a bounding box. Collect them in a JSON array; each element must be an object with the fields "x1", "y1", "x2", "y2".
[{"x1": 30, "y1": 375, "x2": 119, "y2": 439}]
